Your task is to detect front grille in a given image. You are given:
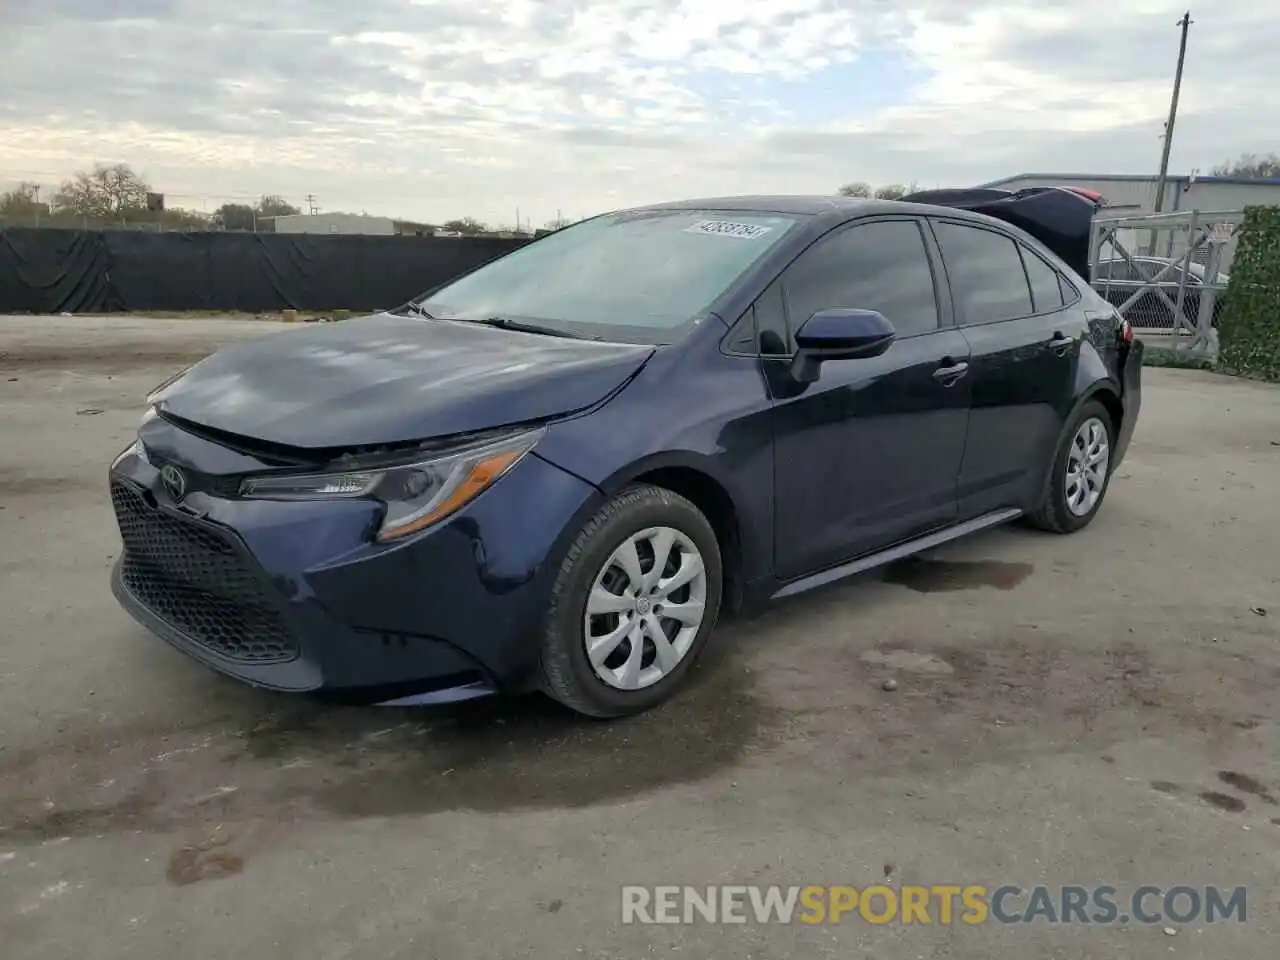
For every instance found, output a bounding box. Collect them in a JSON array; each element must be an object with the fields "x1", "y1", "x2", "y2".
[{"x1": 111, "y1": 481, "x2": 299, "y2": 663}]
